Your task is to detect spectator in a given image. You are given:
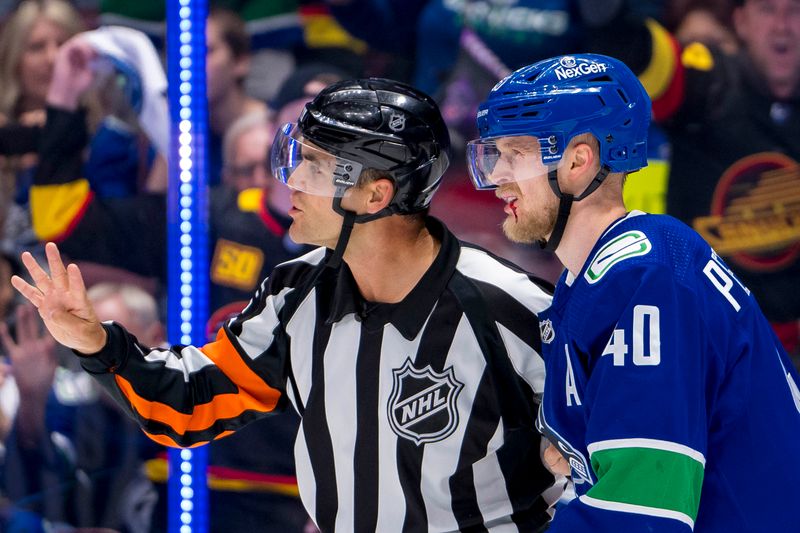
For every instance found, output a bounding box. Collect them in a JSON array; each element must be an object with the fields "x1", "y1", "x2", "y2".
[
  {"x1": 0, "y1": 0, "x2": 84, "y2": 126},
  {"x1": 325, "y1": 1, "x2": 665, "y2": 96},
  {"x1": 0, "y1": 283, "x2": 163, "y2": 531},
  {"x1": 99, "y1": 0, "x2": 304, "y2": 100},
  {"x1": 665, "y1": 0, "x2": 739, "y2": 54},
  {"x1": 206, "y1": 8, "x2": 269, "y2": 186},
  {"x1": 589, "y1": 0, "x2": 800, "y2": 363},
  {"x1": 0, "y1": 0, "x2": 84, "y2": 247},
  {"x1": 267, "y1": 62, "x2": 351, "y2": 125},
  {"x1": 0, "y1": 246, "x2": 22, "y2": 445},
  {"x1": 77, "y1": 24, "x2": 171, "y2": 198}
]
